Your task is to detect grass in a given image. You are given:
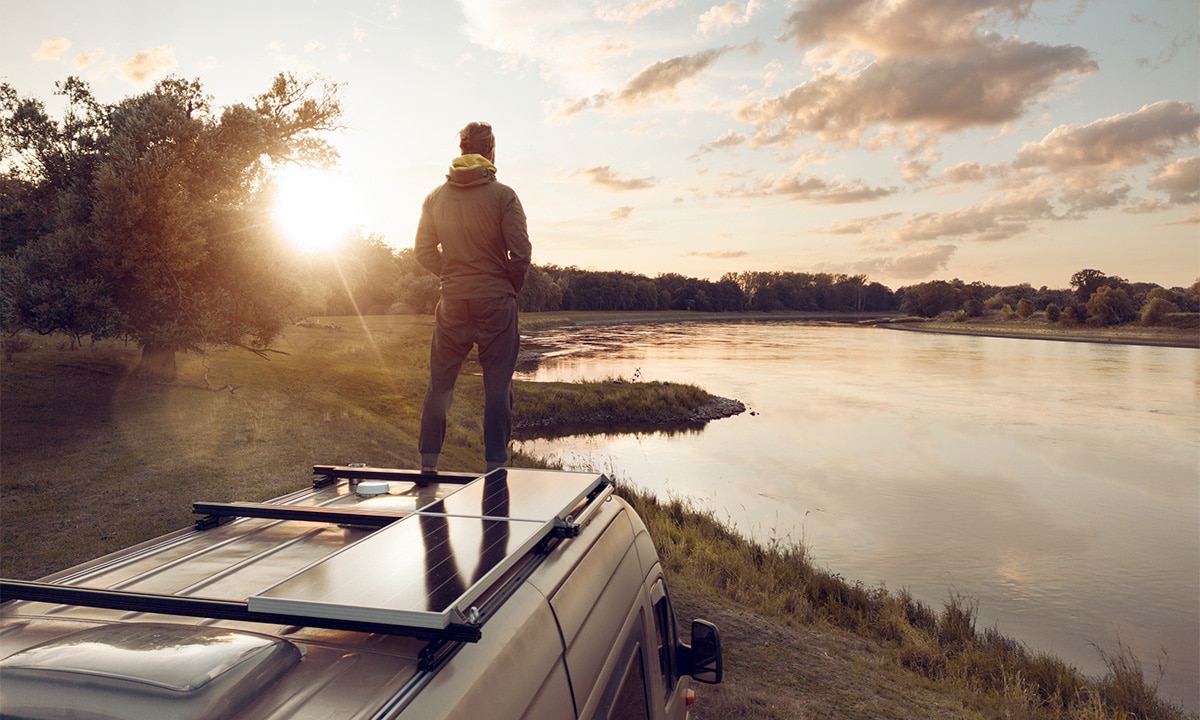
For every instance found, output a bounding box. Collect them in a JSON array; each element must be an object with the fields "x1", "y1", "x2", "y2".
[
  {"x1": 1, "y1": 313, "x2": 1194, "y2": 719},
  {"x1": 622, "y1": 488, "x2": 1193, "y2": 720},
  {"x1": 0, "y1": 315, "x2": 718, "y2": 578},
  {"x1": 513, "y1": 378, "x2": 713, "y2": 435}
]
